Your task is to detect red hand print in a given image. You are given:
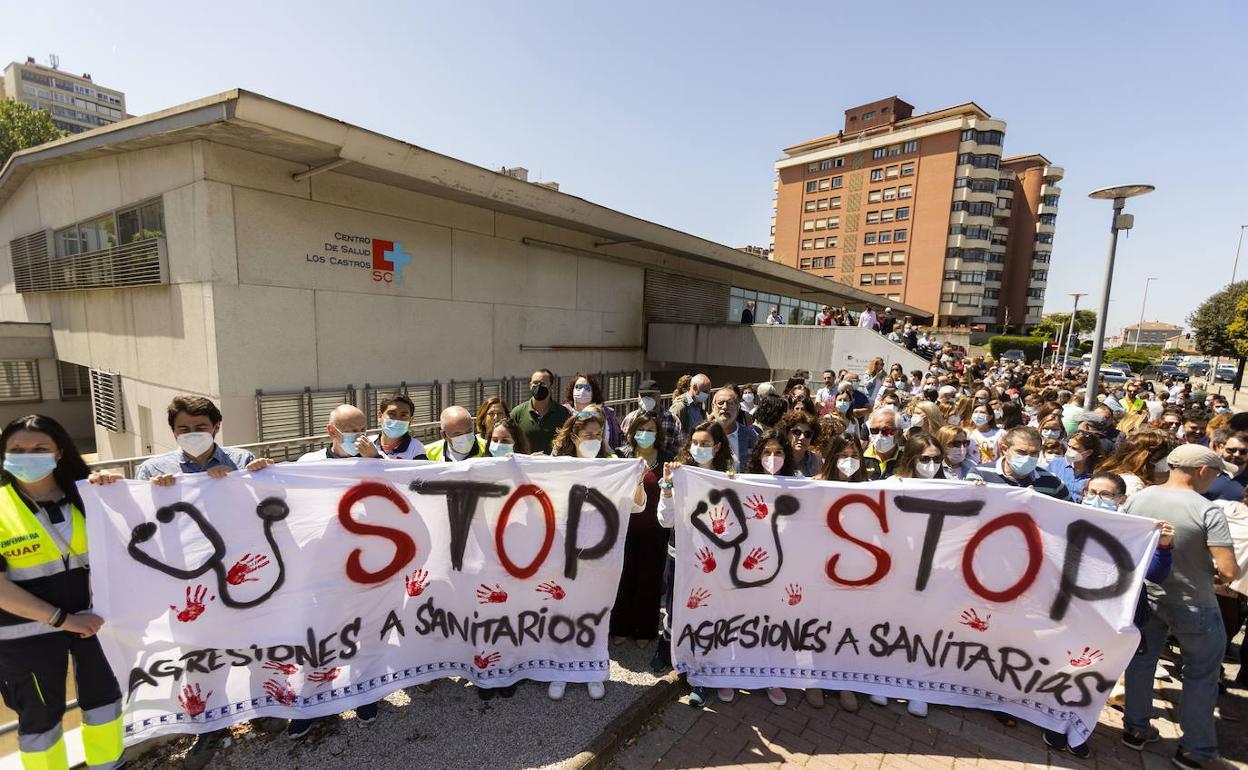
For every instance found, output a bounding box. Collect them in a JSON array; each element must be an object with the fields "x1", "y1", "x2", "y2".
[
  {"x1": 744, "y1": 495, "x2": 769, "y2": 520},
  {"x1": 263, "y1": 679, "x2": 297, "y2": 706},
  {"x1": 695, "y1": 547, "x2": 716, "y2": 573},
  {"x1": 178, "y1": 683, "x2": 212, "y2": 717},
  {"x1": 742, "y1": 547, "x2": 770, "y2": 570},
  {"x1": 404, "y1": 568, "x2": 430, "y2": 597},
  {"x1": 959, "y1": 608, "x2": 991, "y2": 632},
  {"x1": 262, "y1": 661, "x2": 299, "y2": 676},
  {"x1": 476, "y1": 583, "x2": 508, "y2": 604},
  {"x1": 170, "y1": 584, "x2": 213, "y2": 622},
  {"x1": 1067, "y1": 647, "x2": 1104, "y2": 668},
  {"x1": 307, "y1": 667, "x2": 341, "y2": 686},
  {"x1": 686, "y1": 587, "x2": 711, "y2": 609},
  {"x1": 474, "y1": 651, "x2": 502, "y2": 669},
  {"x1": 785, "y1": 584, "x2": 803, "y2": 606},
  {"x1": 708, "y1": 505, "x2": 729, "y2": 535},
  {"x1": 536, "y1": 582, "x2": 566, "y2": 600},
  {"x1": 225, "y1": 552, "x2": 271, "y2": 585}
]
